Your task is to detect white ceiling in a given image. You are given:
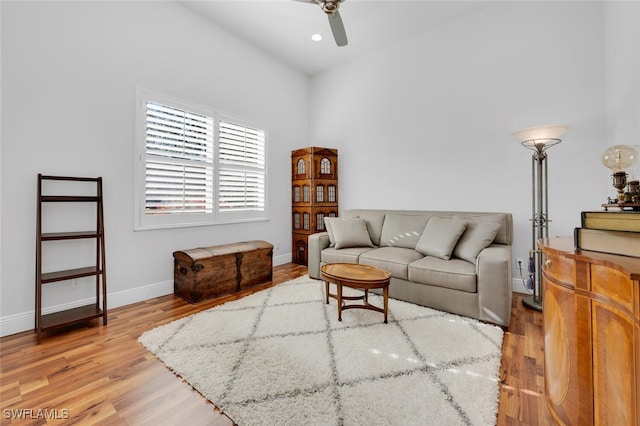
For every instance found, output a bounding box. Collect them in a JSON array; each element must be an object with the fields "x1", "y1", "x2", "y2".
[{"x1": 179, "y1": 0, "x2": 493, "y2": 76}]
